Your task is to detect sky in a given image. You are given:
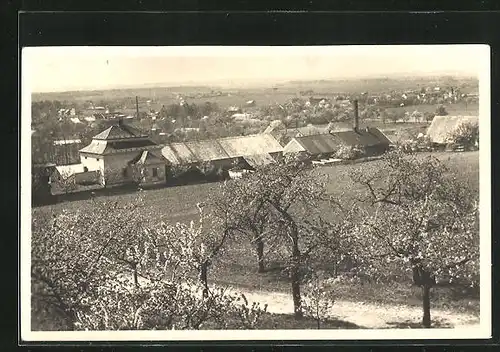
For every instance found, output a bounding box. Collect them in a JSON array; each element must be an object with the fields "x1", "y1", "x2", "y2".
[{"x1": 23, "y1": 45, "x2": 487, "y2": 93}]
